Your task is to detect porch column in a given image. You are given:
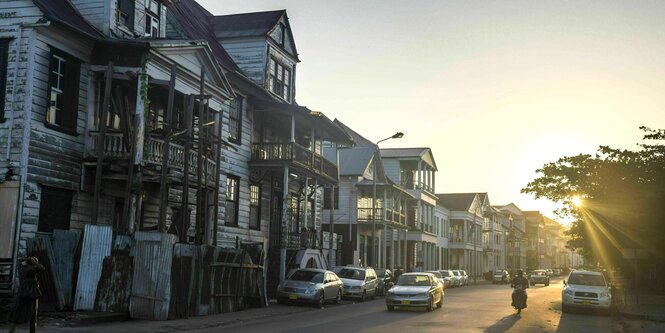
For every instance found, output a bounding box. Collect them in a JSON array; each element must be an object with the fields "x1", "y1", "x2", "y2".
[
  {"x1": 403, "y1": 229, "x2": 408, "y2": 270},
  {"x1": 280, "y1": 165, "x2": 289, "y2": 283},
  {"x1": 313, "y1": 179, "x2": 318, "y2": 230},
  {"x1": 382, "y1": 188, "x2": 387, "y2": 268},
  {"x1": 303, "y1": 176, "x2": 309, "y2": 232},
  {"x1": 417, "y1": 161, "x2": 422, "y2": 188}
]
